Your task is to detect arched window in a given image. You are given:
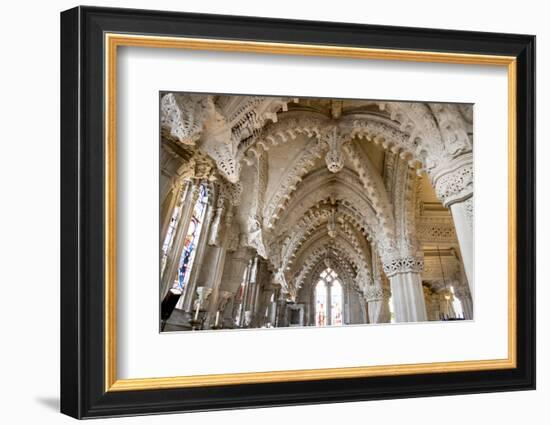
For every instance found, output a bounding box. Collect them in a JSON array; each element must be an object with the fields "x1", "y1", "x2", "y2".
[
  {"x1": 315, "y1": 280, "x2": 327, "y2": 326},
  {"x1": 331, "y1": 280, "x2": 343, "y2": 326},
  {"x1": 315, "y1": 267, "x2": 344, "y2": 326},
  {"x1": 174, "y1": 184, "x2": 209, "y2": 292}
]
